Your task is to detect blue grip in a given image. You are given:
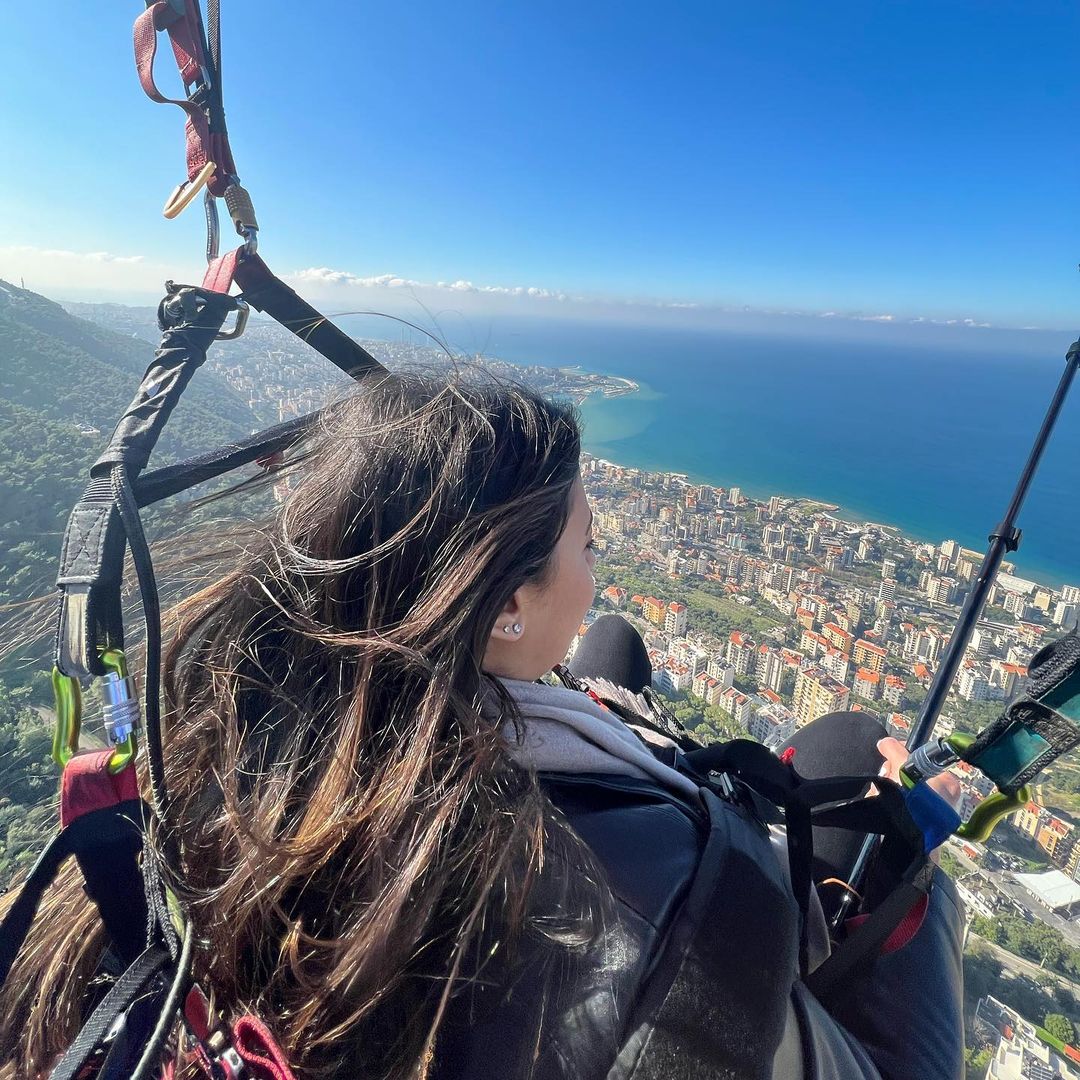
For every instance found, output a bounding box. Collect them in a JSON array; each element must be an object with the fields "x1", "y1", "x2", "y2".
[{"x1": 904, "y1": 782, "x2": 962, "y2": 852}]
